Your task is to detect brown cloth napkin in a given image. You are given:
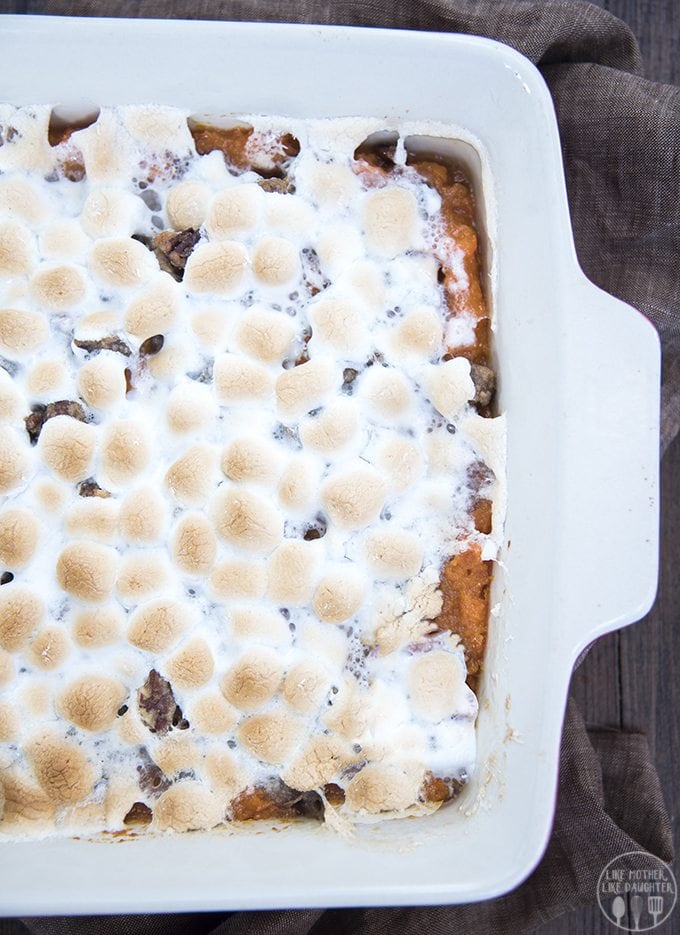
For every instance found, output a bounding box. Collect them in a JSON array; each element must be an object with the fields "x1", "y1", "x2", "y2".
[{"x1": 4, "y1": 0, "x2": 679, "y2": 932}]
